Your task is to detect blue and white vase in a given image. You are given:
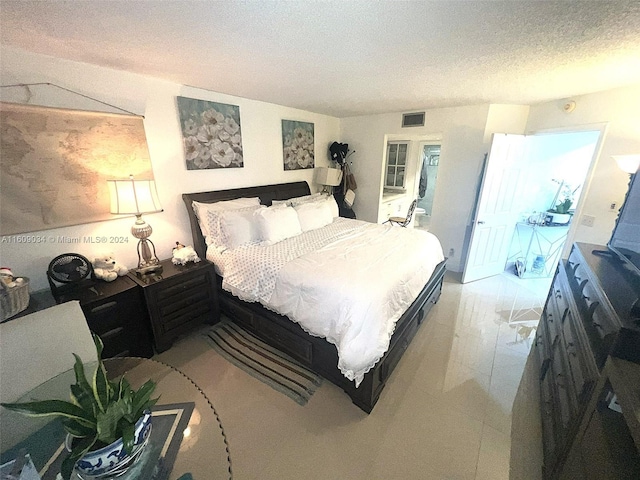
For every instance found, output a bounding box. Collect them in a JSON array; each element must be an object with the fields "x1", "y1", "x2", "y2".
[{"x1": 66, "y1": 411, "x2": 152, "y2": 478}]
